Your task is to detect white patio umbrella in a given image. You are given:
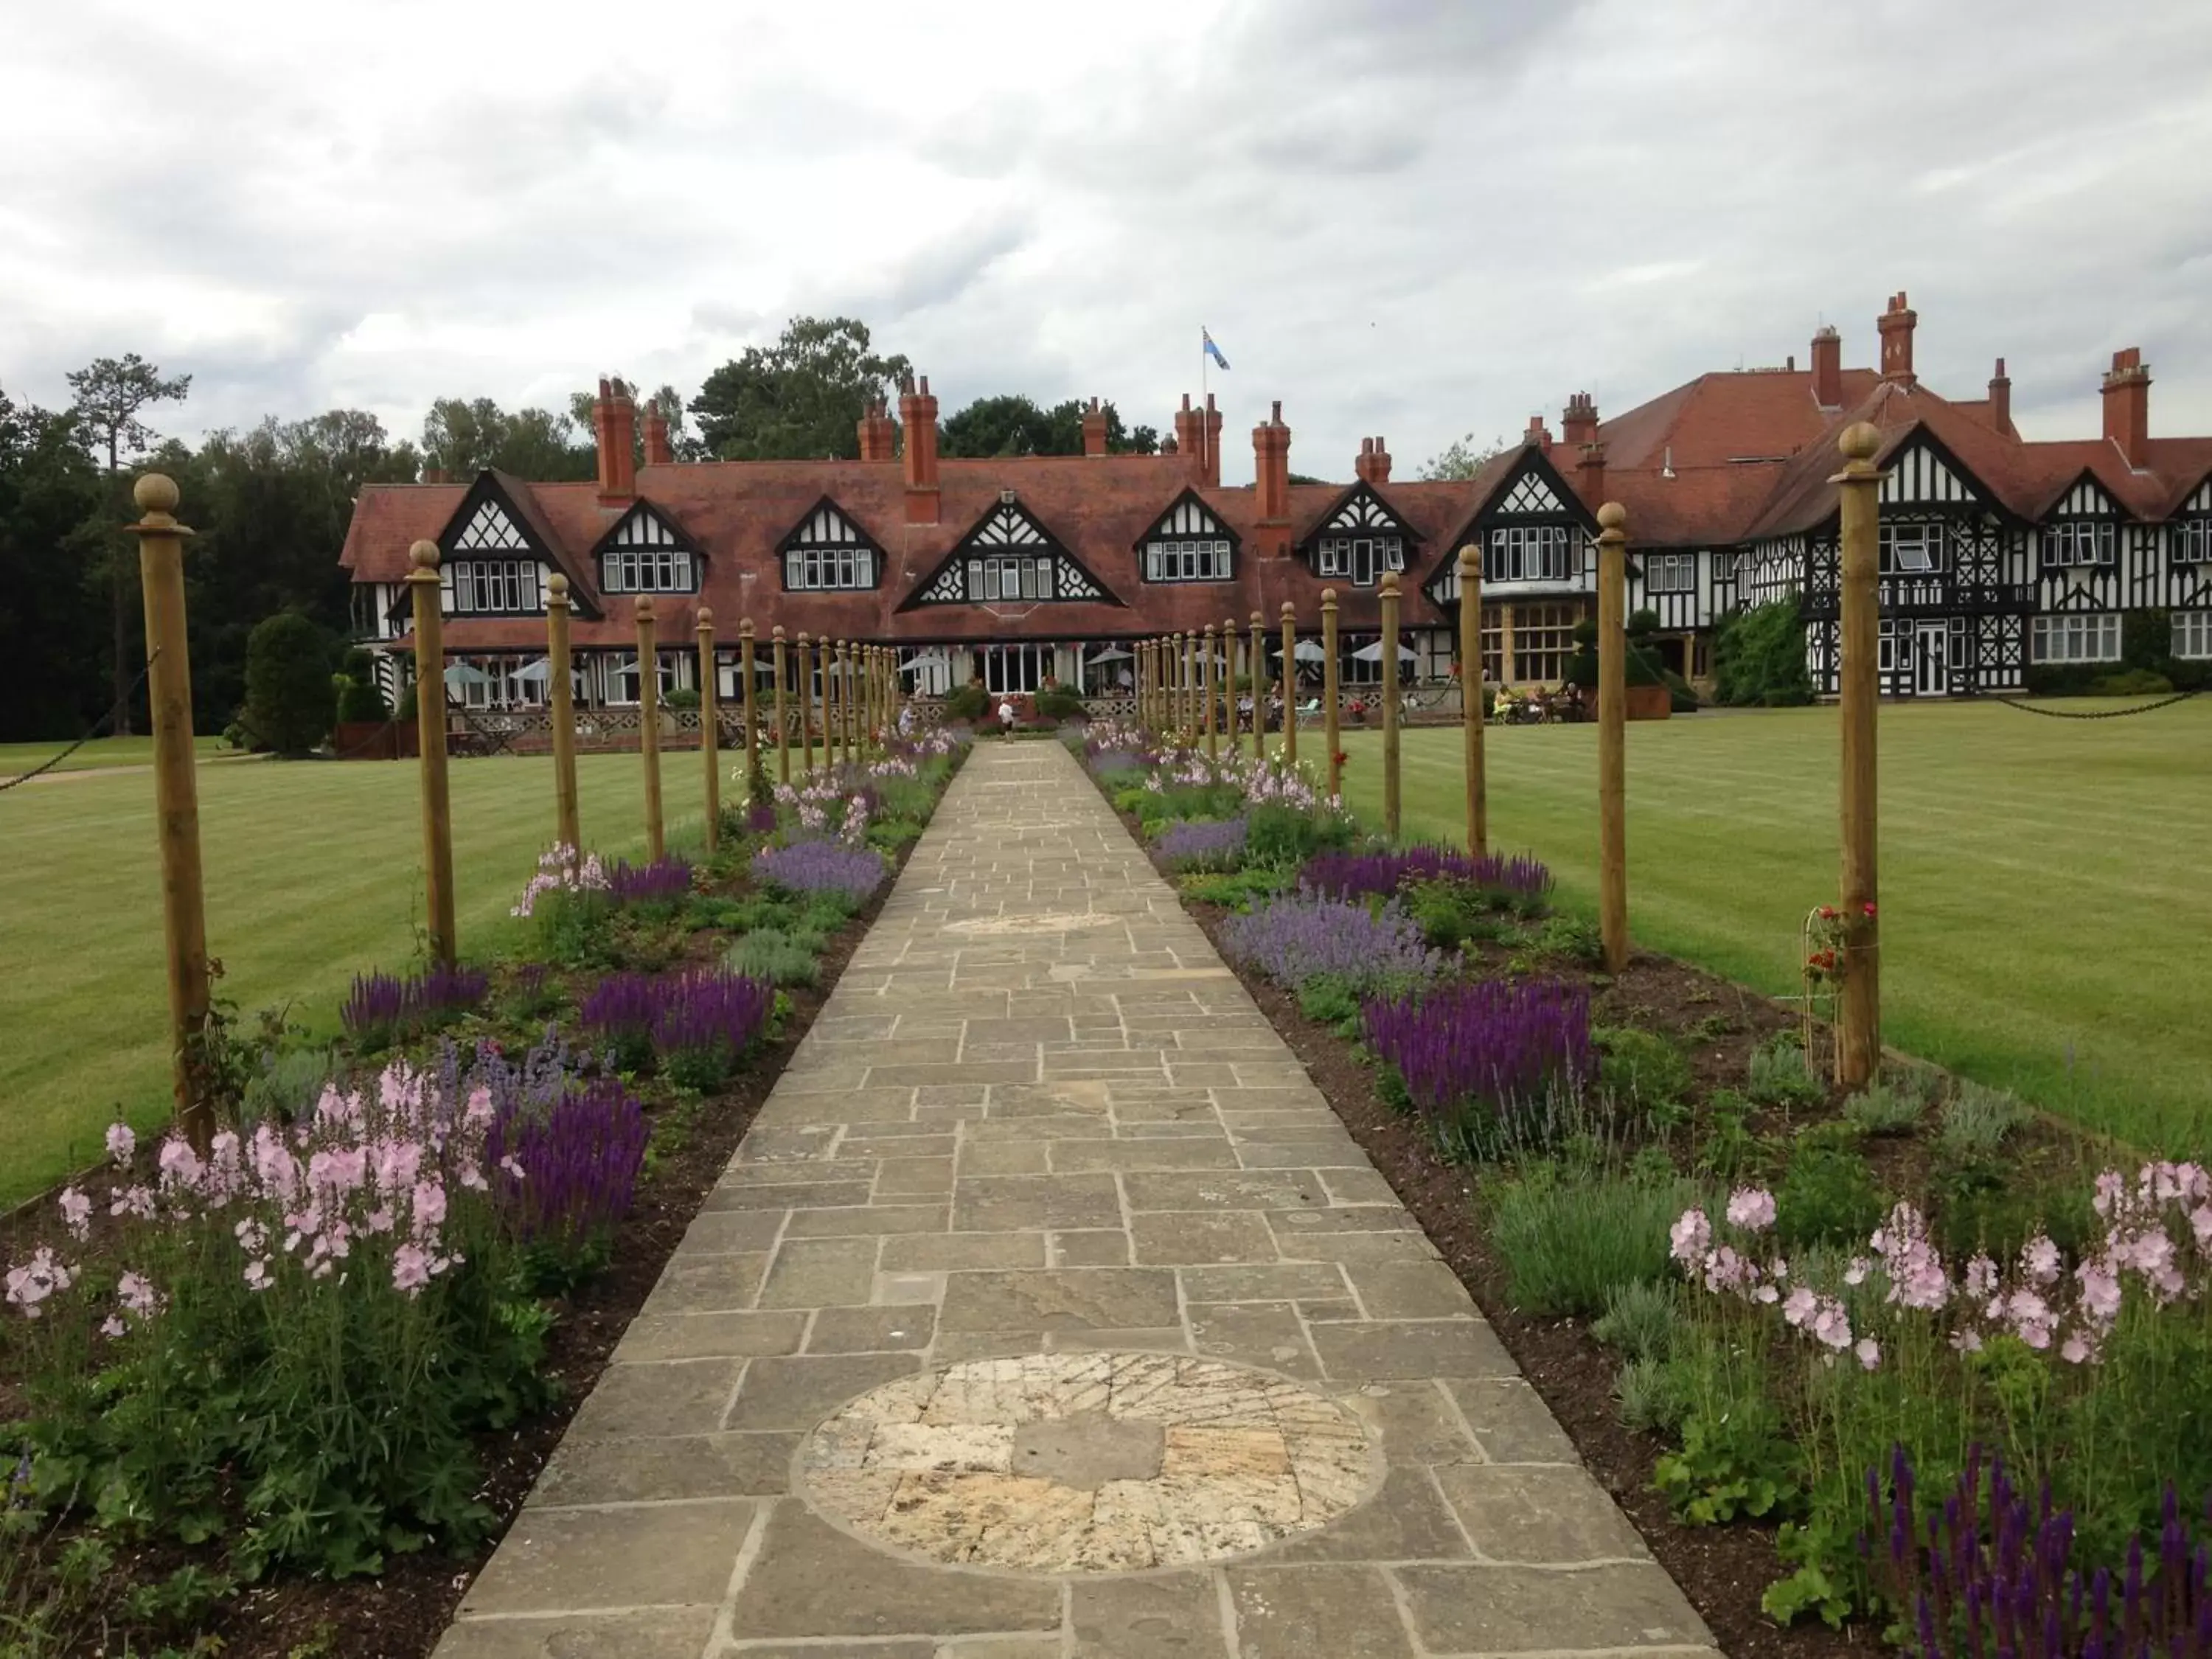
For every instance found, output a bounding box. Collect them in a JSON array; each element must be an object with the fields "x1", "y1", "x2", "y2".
[
  {"x1": 1293, "y1": 639, "x2": 1329, "y2": 662},
  {"x1": 509, "y1": 658, "x2": 552, "y2": 683},
  {"x1": 1087, "y1": 646, "x2": 1133, "y2": 661},
  {"x1": 1350, "y1": 640, "x2": 1417, "y2": 662},
  {"x1": 442, "y1": 661, "x2": 495, "y2": 687}
]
